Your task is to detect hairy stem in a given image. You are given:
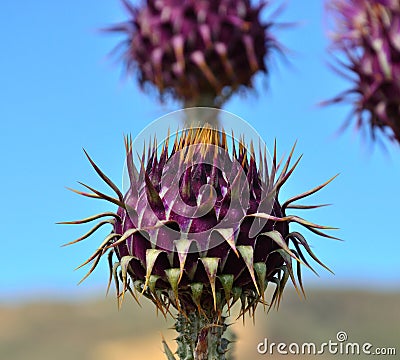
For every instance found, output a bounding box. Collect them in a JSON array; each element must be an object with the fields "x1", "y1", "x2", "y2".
[{"x1": 172, "y1": 312, "x2": 233, "y2": 360}]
